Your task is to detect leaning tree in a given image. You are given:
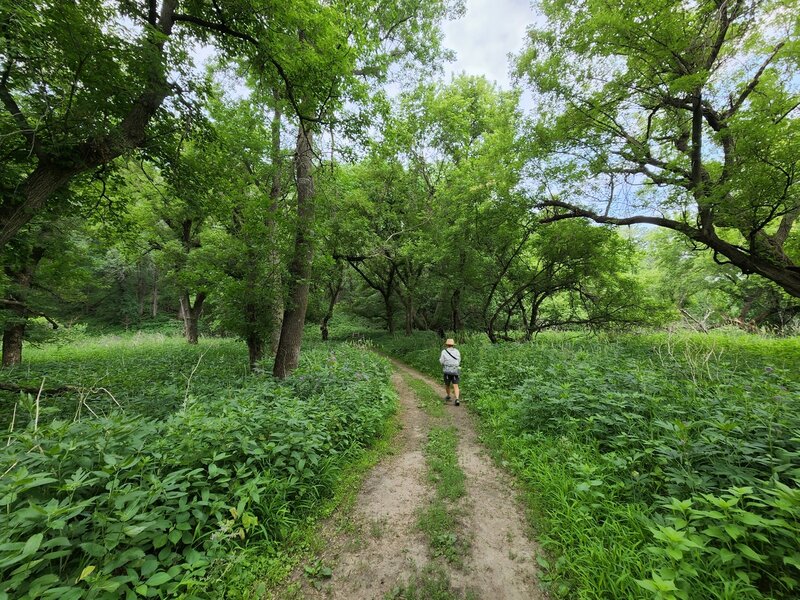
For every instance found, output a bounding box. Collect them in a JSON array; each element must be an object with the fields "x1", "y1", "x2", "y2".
[{"x1": 518, "y1": 0, "x2": 800, "y2": 297}]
